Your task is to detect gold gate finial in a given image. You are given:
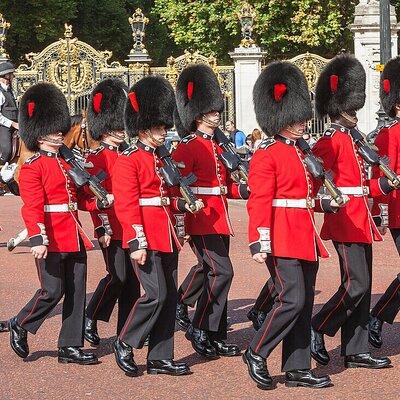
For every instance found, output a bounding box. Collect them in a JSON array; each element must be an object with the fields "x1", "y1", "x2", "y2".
[
  {"x1": 64, "y1": 23, "x2": 73, "y2": 39},
  {"x1": 0, "y1": 13, "x2": 11, "y2": 61},
  {"x1": 237, "y1": 1, "x2": 257, "y2": 48}
]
